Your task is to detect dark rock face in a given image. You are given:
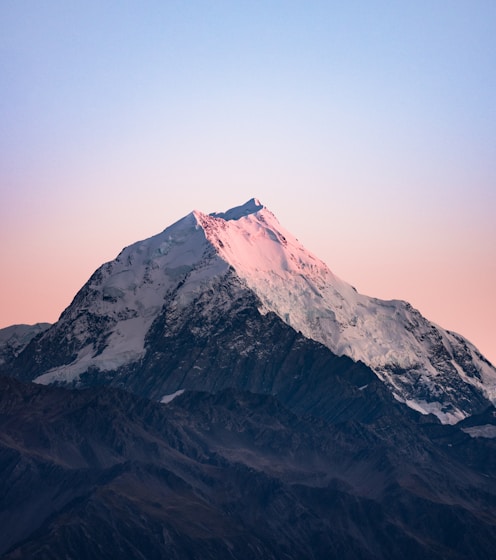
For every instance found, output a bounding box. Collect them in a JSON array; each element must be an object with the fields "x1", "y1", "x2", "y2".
[{"x1": 1, "y1": 376, "x2": 496, "y2": 559}]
